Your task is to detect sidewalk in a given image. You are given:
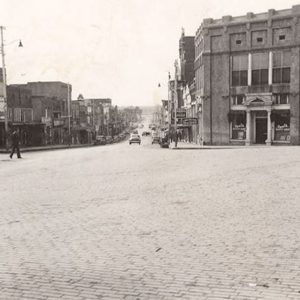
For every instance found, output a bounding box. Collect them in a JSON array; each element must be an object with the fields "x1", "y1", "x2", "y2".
[
  {"x1": 0, "y1": 143, "x2": 94, "y2": 154},
  {"x1": 169, "y1": 141, "x2": 262, "y2": 150}
]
